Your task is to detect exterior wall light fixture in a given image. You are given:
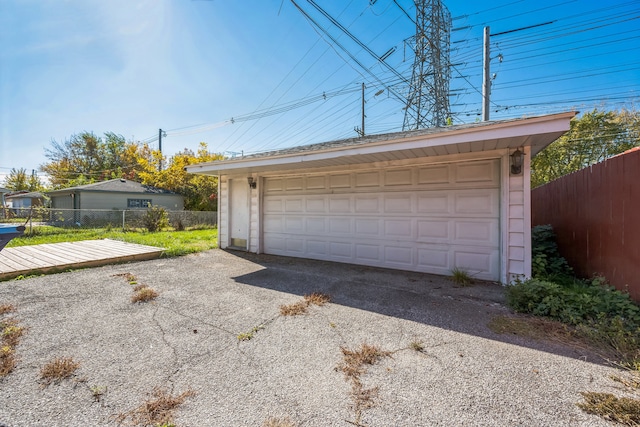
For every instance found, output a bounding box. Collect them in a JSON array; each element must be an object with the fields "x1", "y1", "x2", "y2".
[
  {"x1": 510, "y1": 148, "x2": 524, "y2": 175},
  {"x1": 247, "y1": 176, "x2": 257, "y2": 189}
]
